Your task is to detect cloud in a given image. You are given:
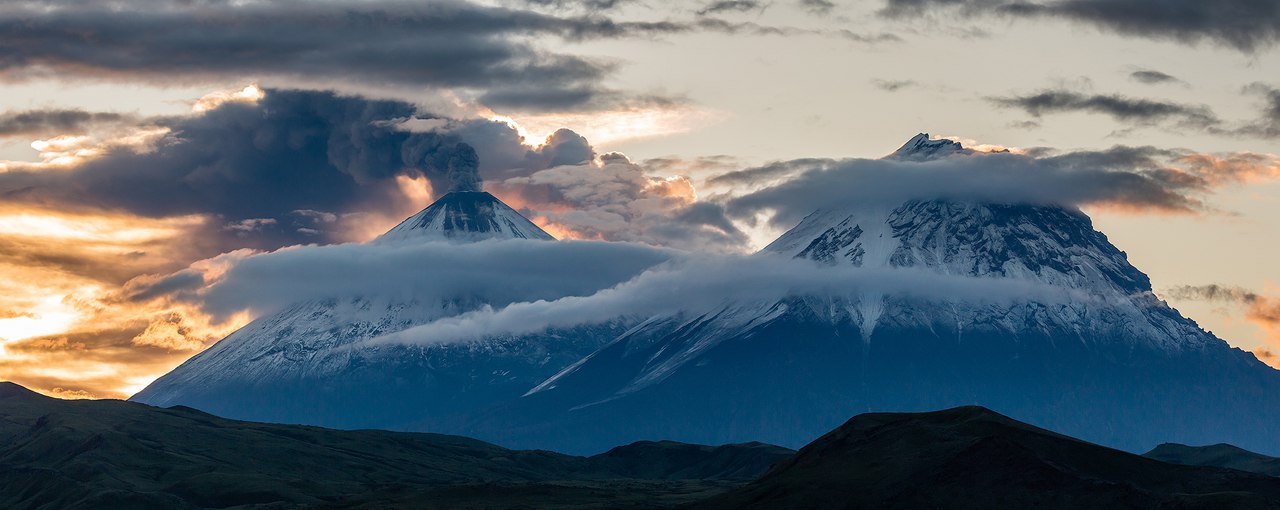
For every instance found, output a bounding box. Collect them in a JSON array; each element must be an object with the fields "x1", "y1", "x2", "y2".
[
  {"x1": 0, "y1": 88, "x2": 689, "y2": 253},
  {"x1": 1163, "y1": 284, "x2": 1280, "y2": 365},
  {"x1": 0, "y1": 109, "x2": 139, "y2": 138},
  {"x1": 879, "y1": 0, "x2": 1280, "y2": 52},
  {"x1": 871, "y1": 79, "x2": 918, "y2": 92},
  {"x1": 0, "y1": 0, "x2": 698, "y2": 111},
  {"x1": 798, "y1": 0, "x2": 837, "y2": 15},
  {"x1": 1130, "y1": 69, "x2": 1182, "y2": 86},
  {"x1": 1235, "y1": 83, "x2": 1280, "y2": 138},
  {"x1": 697, "y1": 0, "x2": 765, "y2": 16},
  {"x1": 141, "y1": 239, "x2": 672, "y2": 322},
  {"x1": 493, "y1": 151, "x2": 751, "y2": 251},
  {"x1": 0, "y1": 89, "x2": 465, "y2": 249},
  {"x1": 989, "y1": 89, "x2": 1219, "y2": 128},
  {"x1": 718, "y1": 143, "x2": 1280, "y2": 229},
  {"x1": 0, "y1": 0, "x2": 893, "y2": 109},
  {"x1": 361, "y1": 253, "x2": 1087, "y2": 348},
  {"x1": 707, "y1": 158, "x2": 839, "y2": 188}
]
